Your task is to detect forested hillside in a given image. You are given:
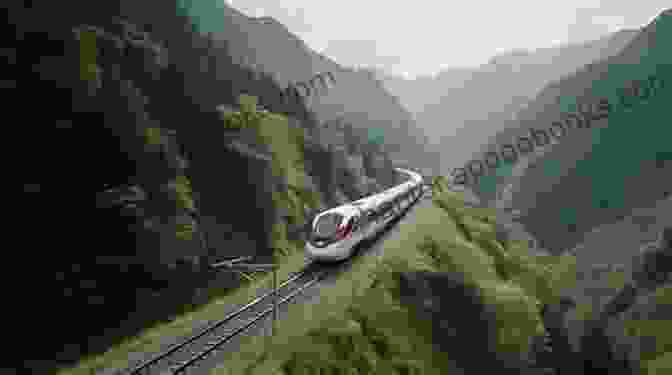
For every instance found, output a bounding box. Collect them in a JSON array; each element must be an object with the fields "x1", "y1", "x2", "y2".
[
  {"x1": 174, "y1": 0, "x2": 442, "y2": 176},
  {"x1": 11, "y1": 2, "x2": 417, "y2": 373},
  {"x1": 474, "y1": 9, "x2": 671, "y2": 253}
]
